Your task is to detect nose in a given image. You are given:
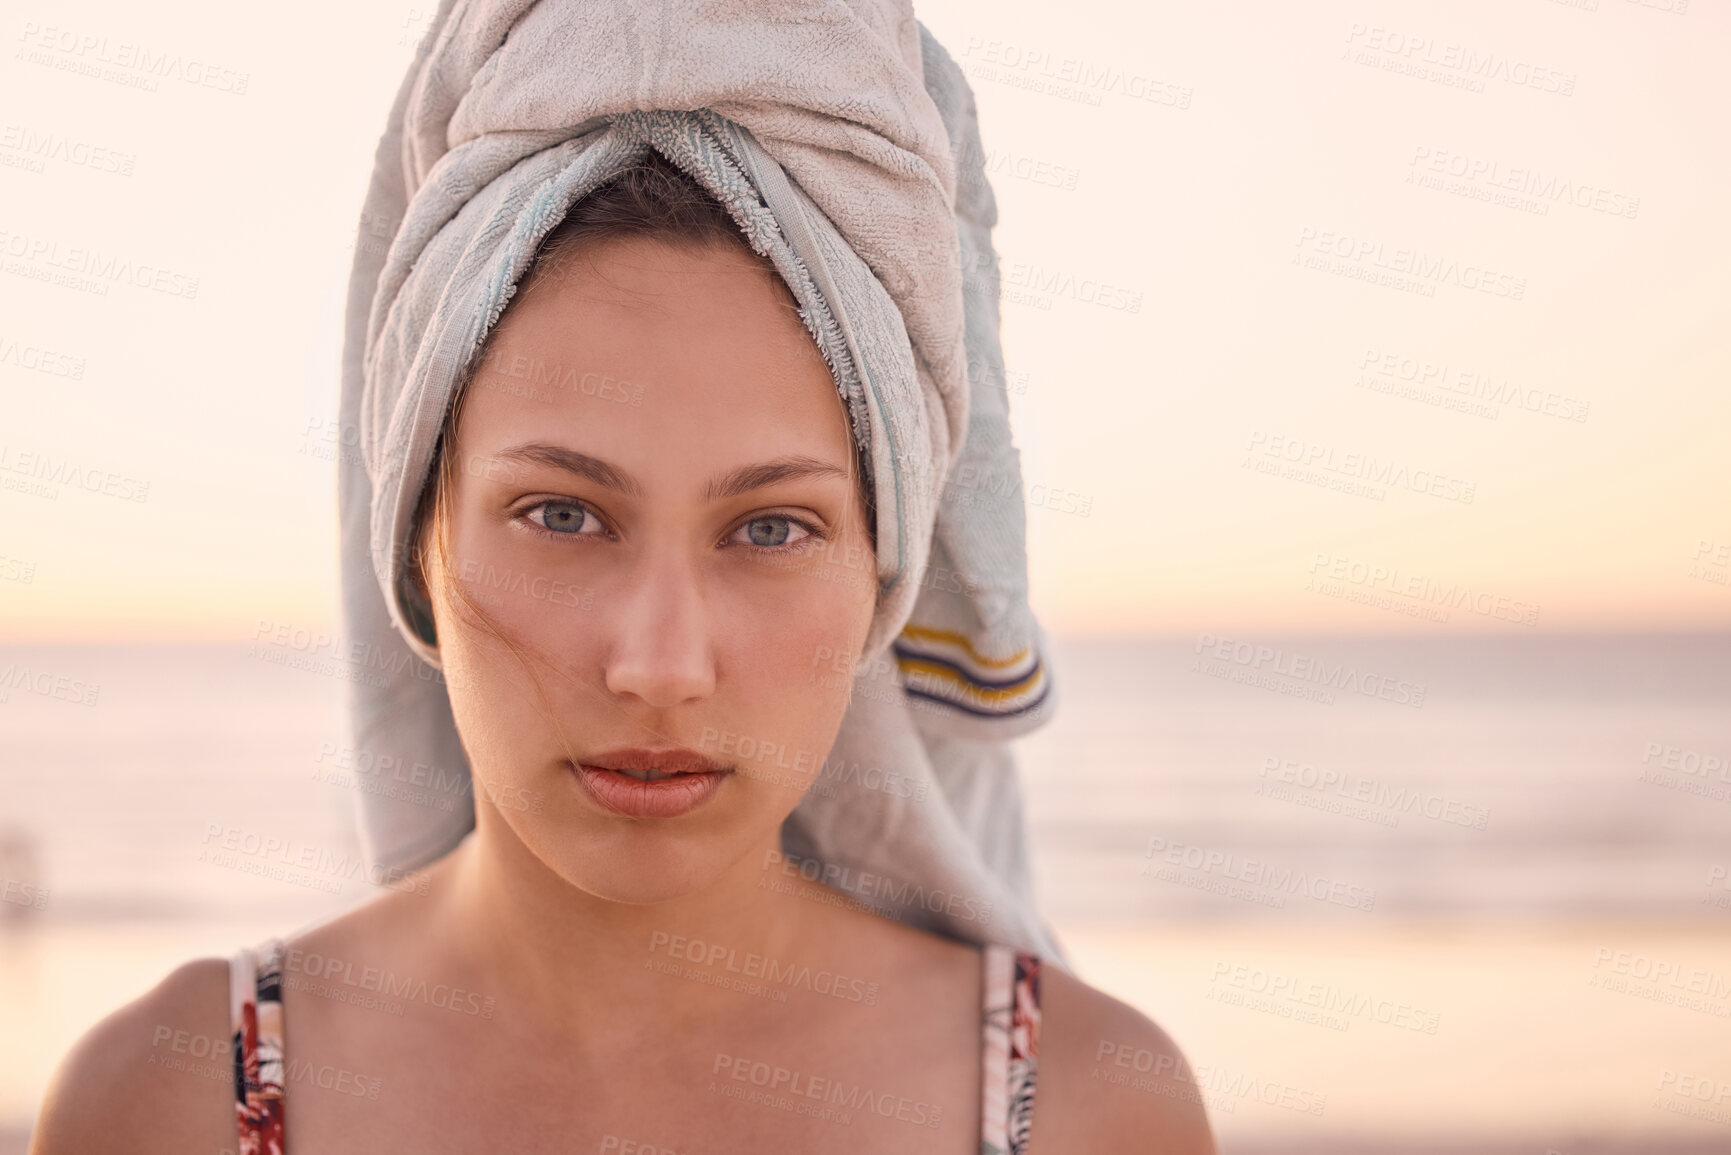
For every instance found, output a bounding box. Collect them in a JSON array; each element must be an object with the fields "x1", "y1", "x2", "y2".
[{"x1": 601, "y1": 551, "x2": 716, "y2": 709}]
